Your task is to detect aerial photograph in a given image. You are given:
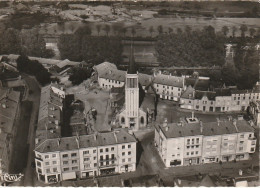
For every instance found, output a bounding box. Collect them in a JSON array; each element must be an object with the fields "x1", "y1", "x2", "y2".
[{"x1": 0, "y1": 0, "x2": 259, "y2": 187}]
